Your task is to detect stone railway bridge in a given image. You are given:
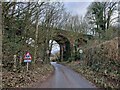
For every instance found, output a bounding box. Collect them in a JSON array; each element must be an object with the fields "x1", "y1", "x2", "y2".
[{"x1": 43, "y1": 28, "x2": 93, "y2": 61}]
